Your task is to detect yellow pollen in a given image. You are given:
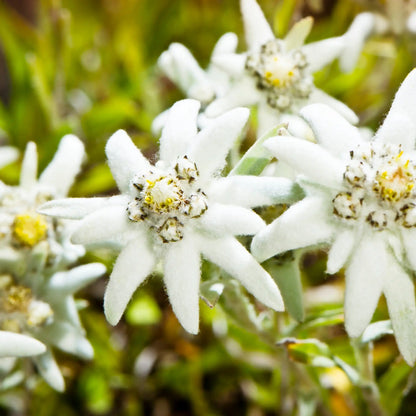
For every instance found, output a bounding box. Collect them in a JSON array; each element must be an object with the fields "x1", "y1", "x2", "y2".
[
  {"x1": 272, "y1": 78, "x2": 281, "y2": 86},
  {"x1": 405, "y1": 160, "x2": 410, "y2": 168},
  {"x1": 2, "y1": 285, "x2": 32, "y2": 313},
  {"x1": 13, "y1": 212, "x2": 48, "y2": 247},
  {"x1": 146, "y1": 180, "x2": 155, "y2": 188},
  {"x1": 288, "y1": 70, "x2": 294, "y2": 76},
  {"x1": 395, "y1": 150, "x2": 404, "y2": 161},
  {"x1": 145, "y1": 195, "x2": 153, "y2": 204},
  {"x1": 265, "y1": 71, "x2": 272, "y2": 78}
]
